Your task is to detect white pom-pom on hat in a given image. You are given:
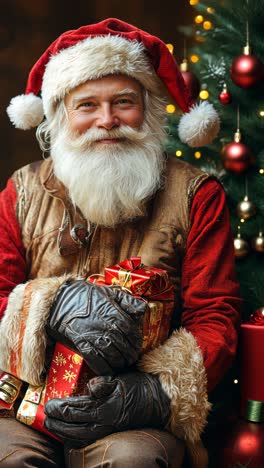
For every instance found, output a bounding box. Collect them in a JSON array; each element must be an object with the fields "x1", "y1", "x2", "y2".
[
  {"x1": 6, "y1": 93, "x2": 44, "y2": 130},
  {"x1": 178, "y1": 100, "x2": 220, "y2": 148}
]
